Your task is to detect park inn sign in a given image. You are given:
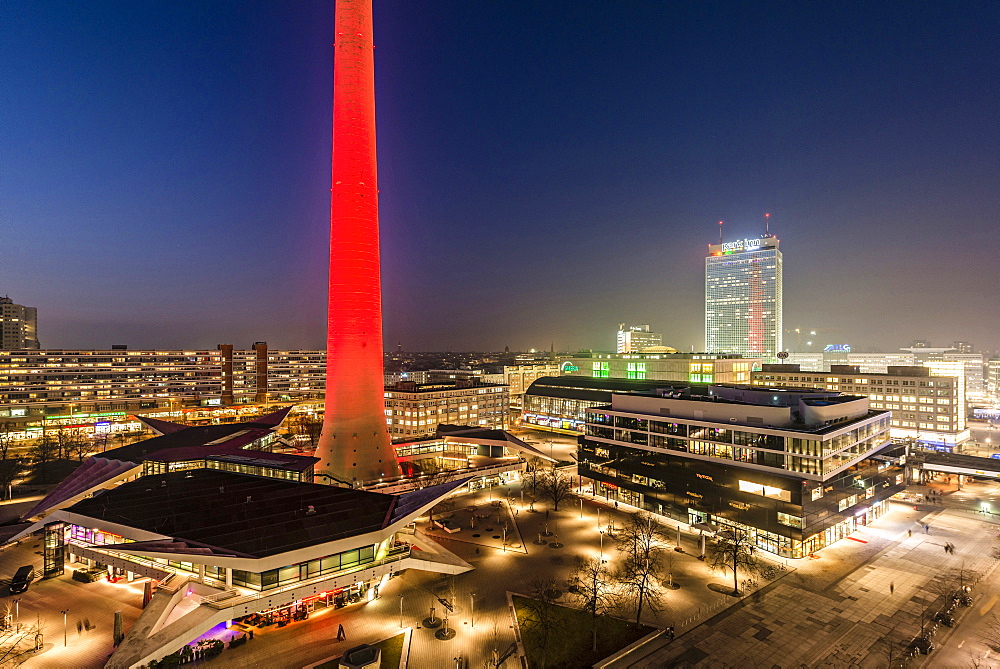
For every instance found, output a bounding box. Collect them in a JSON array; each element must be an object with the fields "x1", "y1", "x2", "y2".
[{"x1": 720, "y1": 238, "x2": 764, "y2": 252}]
